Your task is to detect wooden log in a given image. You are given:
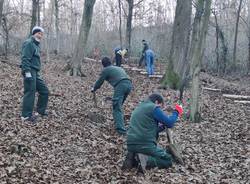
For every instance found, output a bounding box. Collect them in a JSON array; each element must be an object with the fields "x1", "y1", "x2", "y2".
[
  {"x1": 149, "y1": 75, "x2": 163, "y2": 78},
  {"x1": 234, "y1": 100, "x2": 250, "y2": 104},
  {"x1": 140, "y1": 71, "x2": 148, "y2": 75},
  {"x1": 131, "y1": 67, "x2": 144, "y2": 72},
  {"x1": 202, "y1": 87, "x2": 221, "y2": 92},
  {"x1": 84, "y1": 57, "x2": 97, "y2": 62},
  {"x1": 123, "y1": 64, "x2": 131, "y2": 69},
  {"x1": 223, "y1": 94, "x2": 250, "y2": 100}
]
